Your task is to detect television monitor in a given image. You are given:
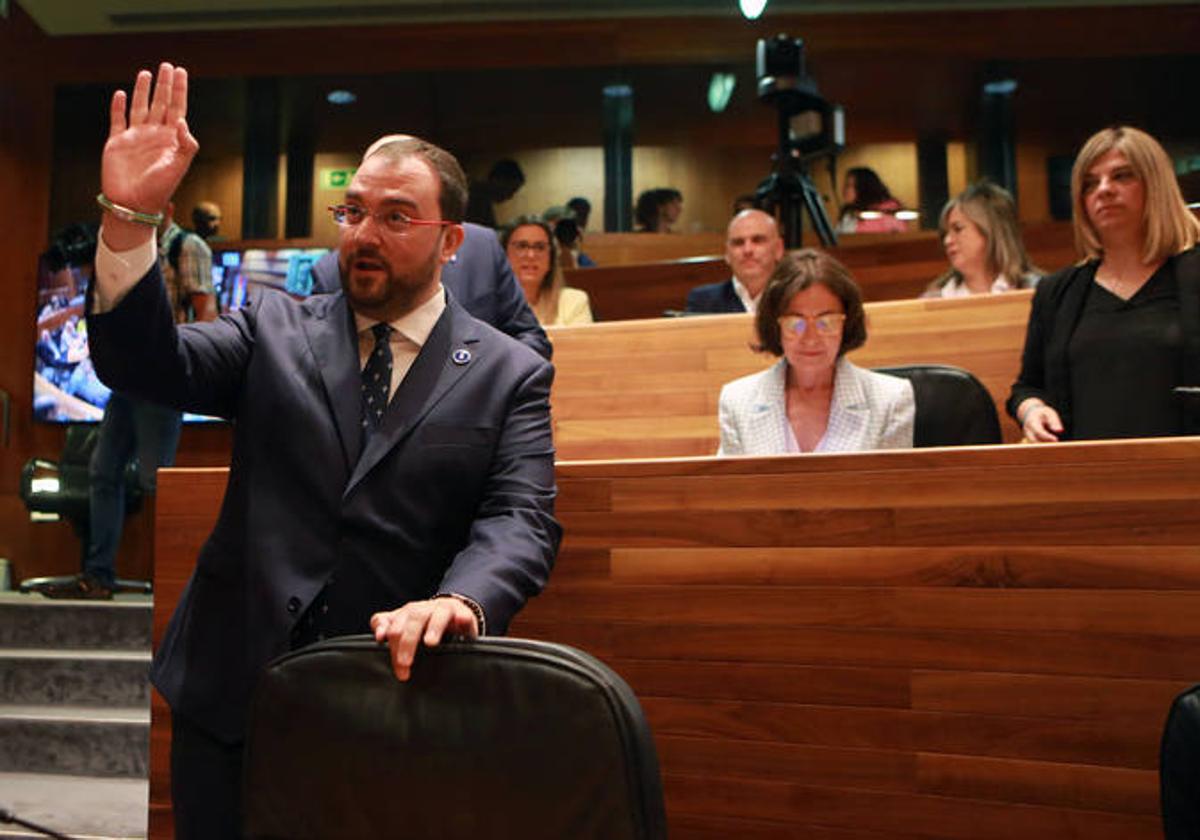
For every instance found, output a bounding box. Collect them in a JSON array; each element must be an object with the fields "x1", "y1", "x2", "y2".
[{"x1": 34, "y1": 244, "x2": 329, "y2": 424}]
